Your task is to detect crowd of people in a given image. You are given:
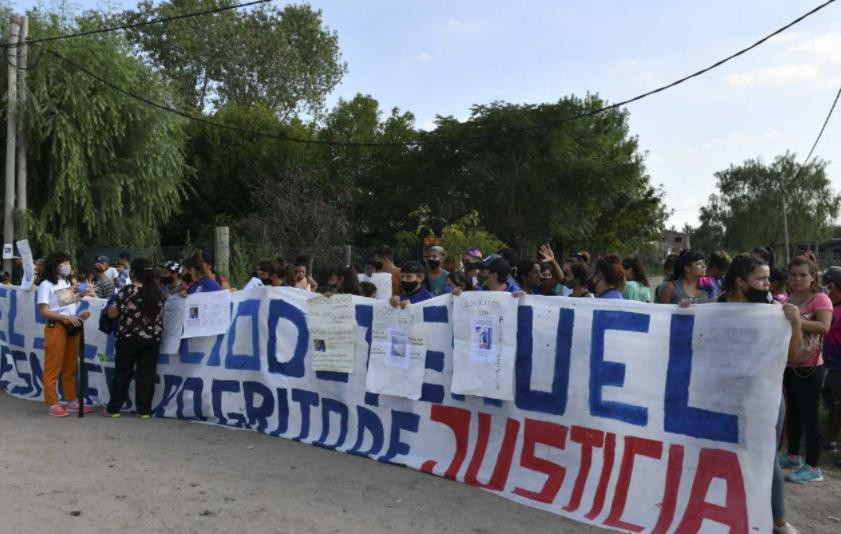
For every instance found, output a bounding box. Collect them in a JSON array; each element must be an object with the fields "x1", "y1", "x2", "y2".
[{"x1": 19, "y1": 241, "x2": 841, "y2": 534}]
